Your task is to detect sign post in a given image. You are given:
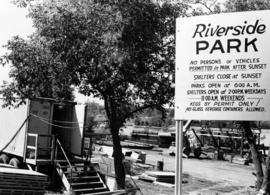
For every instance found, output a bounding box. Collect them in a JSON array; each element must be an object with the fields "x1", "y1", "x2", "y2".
[
  {"x1": 175, "y1": 120, "x2": 183, "y2": 195},
  {"x1": 175, "y1": 10, "x2": 270, "y2": 194}
]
